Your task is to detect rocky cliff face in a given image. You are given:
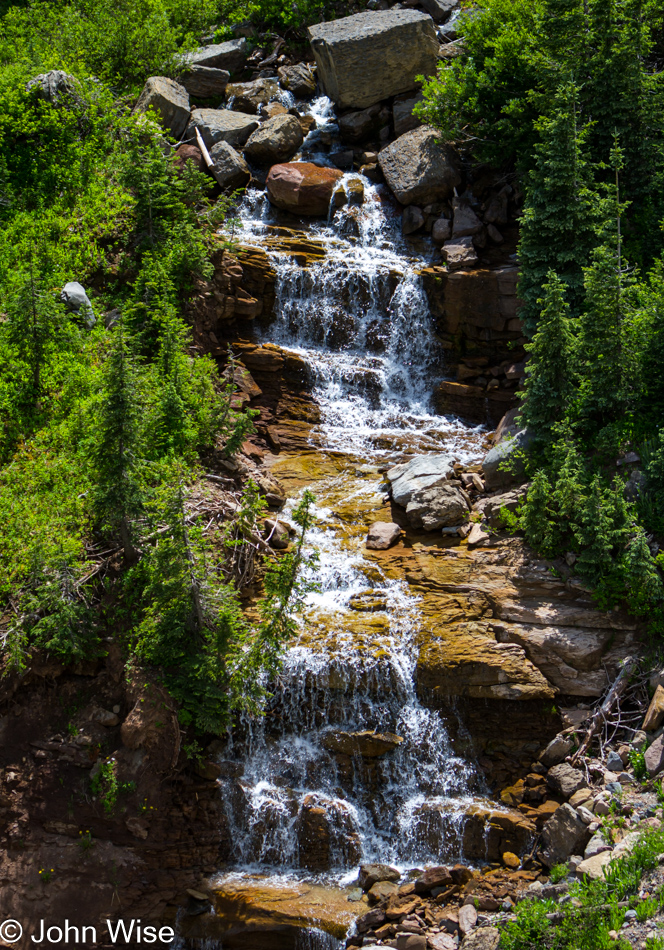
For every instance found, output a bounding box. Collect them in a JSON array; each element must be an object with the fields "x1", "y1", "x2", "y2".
[{"x1": 0, "y1": 656, "x2": 231, "y2": 947}]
